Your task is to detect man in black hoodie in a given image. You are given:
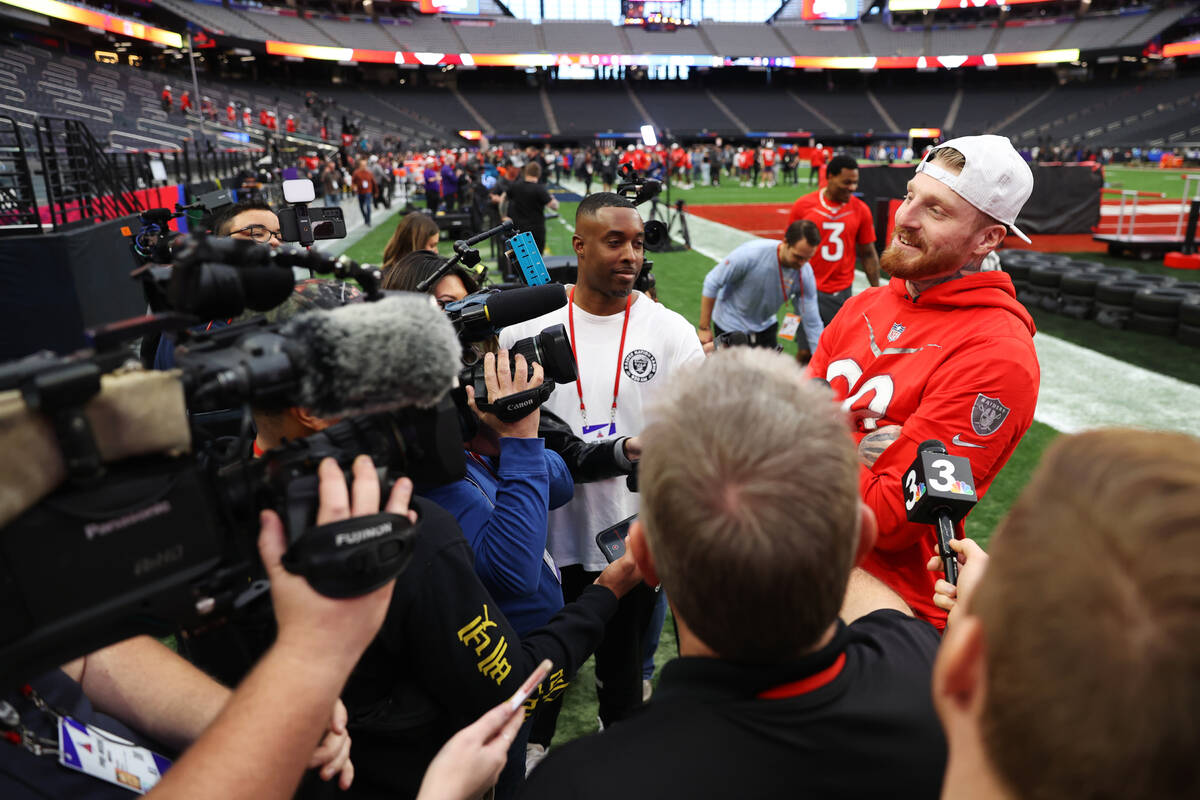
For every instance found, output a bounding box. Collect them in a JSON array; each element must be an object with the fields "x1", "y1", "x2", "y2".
[{"x1": 522, "y1": 349, "x2": 947, "y2": 799}]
